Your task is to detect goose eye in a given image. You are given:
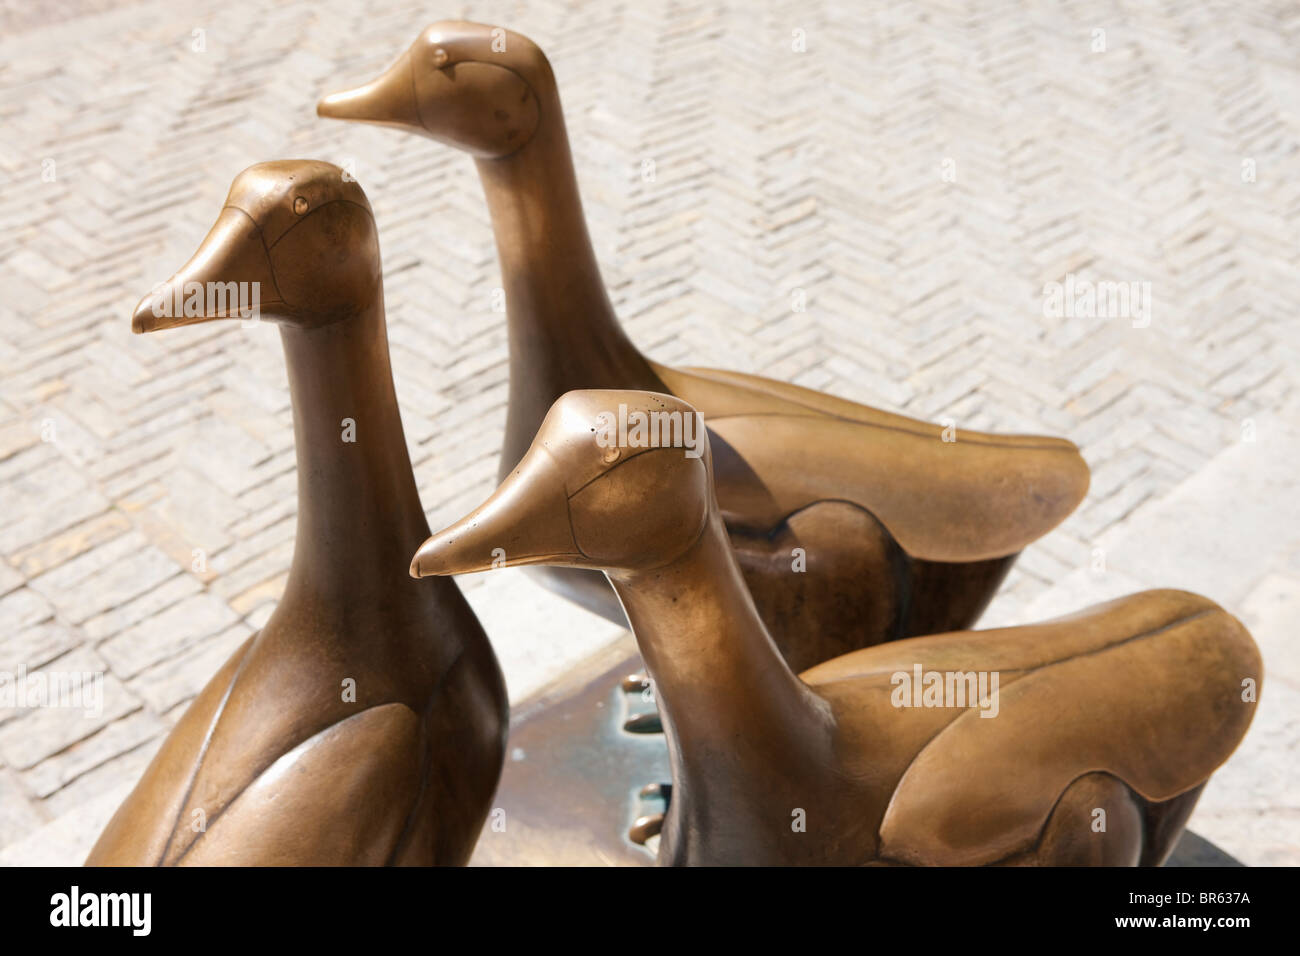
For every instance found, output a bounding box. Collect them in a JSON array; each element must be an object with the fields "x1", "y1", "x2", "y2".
[
  {"x1": 293, "y1": 197, "x2": 309, "y2": 215},
  {"x1": 431, "y1": 47, "x2": 449, "y2": 68}
]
